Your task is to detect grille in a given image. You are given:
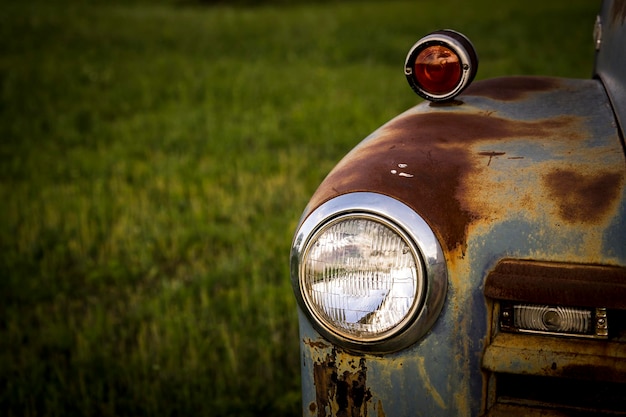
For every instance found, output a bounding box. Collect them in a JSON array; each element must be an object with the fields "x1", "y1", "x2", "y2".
[{"x1": 495, "y1": 373, "x2": 626, "y2": 415}]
